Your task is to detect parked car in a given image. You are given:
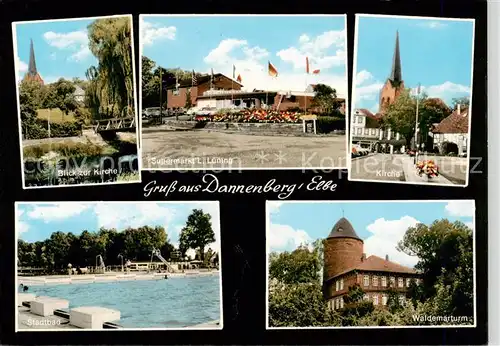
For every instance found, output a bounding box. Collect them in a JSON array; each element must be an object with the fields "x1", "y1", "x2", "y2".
[
  {"x1": 143, "y1": 107, "x2": 162, "y2": 118},
  {"x1": 186, "y1": 107, "x2": 200, "y2": 116},
  {"x1": 352, "y1": 144, "x2": 369, "y2": 156},
  {"x1": 196, "y1": 107, "x2": 218, "y2": 117}
]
